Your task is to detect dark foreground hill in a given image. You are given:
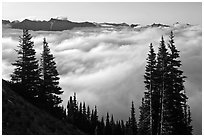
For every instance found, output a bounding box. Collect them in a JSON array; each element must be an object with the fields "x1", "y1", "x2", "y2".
[{"x1": 2, "y1": 80, "x2": 83, "y2": 135}]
